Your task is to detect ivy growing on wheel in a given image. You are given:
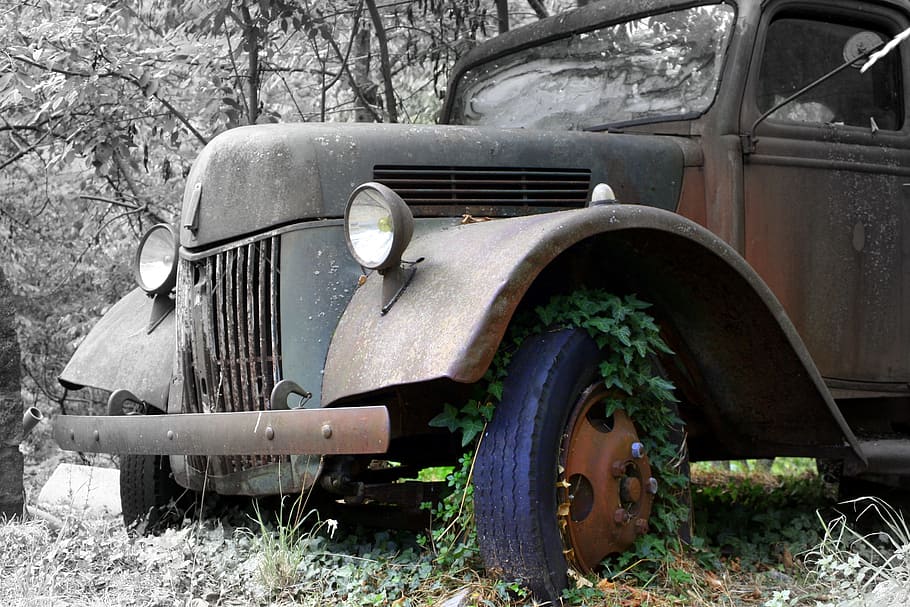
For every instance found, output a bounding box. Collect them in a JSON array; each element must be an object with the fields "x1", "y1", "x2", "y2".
[{"x1": 427, "y1": 288, "x2": 691, "y2": 603}]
